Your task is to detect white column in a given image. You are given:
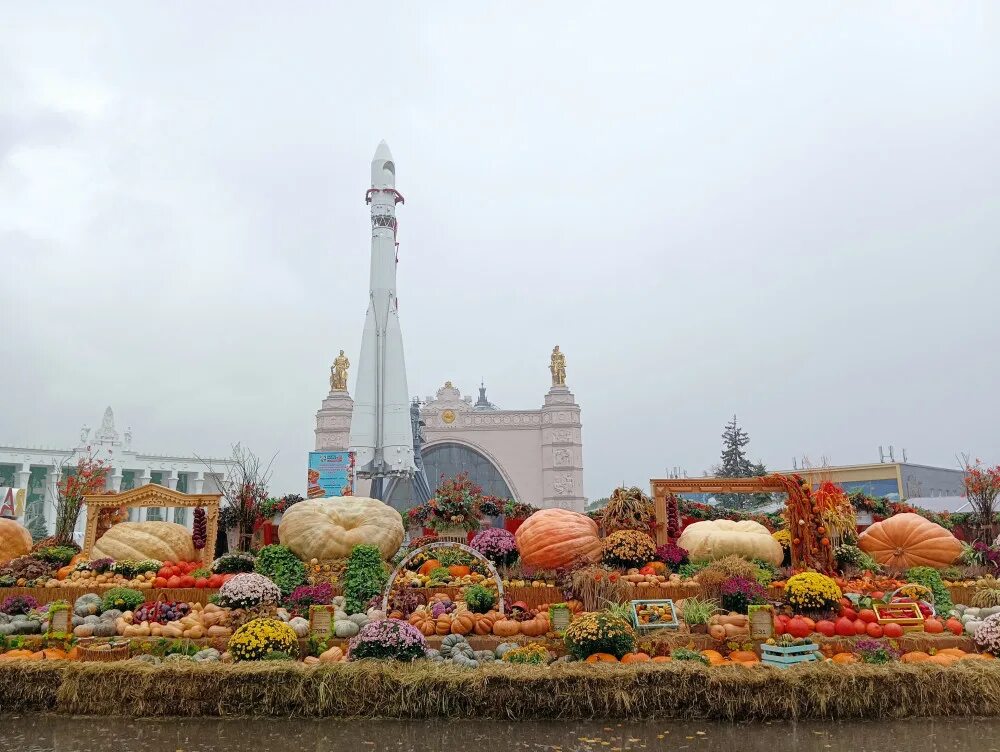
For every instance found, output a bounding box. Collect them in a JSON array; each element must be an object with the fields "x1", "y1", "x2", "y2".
[
  {"x1": 165, "y1": 471, "x2": 178, "y2": 490},
  {"x1": 16, "y1": 464, "x2": 31, "y2": 491},
  {"x1": 47, "y1": 465, "x2": 61, "y2": 536},
  {"x1": 109, "y1": 468, "x2": 123, "y2": 493},
  {"x1": 191, "y1": 471, "x2": 205, "y2": 494},
  {"x1": 136, "y1": 470, "x2": 151, "y2": 521}
]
